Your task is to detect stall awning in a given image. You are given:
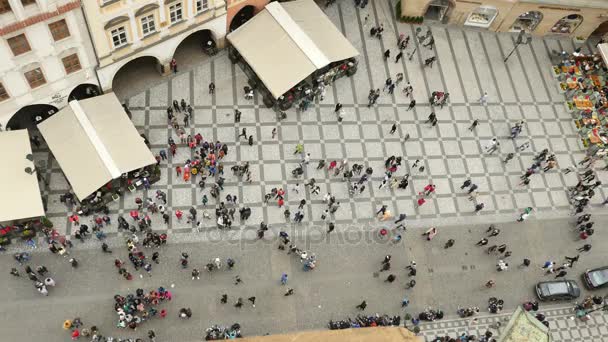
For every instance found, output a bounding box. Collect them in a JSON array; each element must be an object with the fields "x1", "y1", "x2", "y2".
[
  {"x1": 598, "y1": 43, "x2": 608, "y2": 68},
  {"x1": 227, "y1": 0, "x2": 358, "y2": 99},
  {"x1": 38, "y1": 93, "x2": 155, "y2": 200},
  {"x1": 0, "y1": 130, "x2": 45, "y2": 222}
]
